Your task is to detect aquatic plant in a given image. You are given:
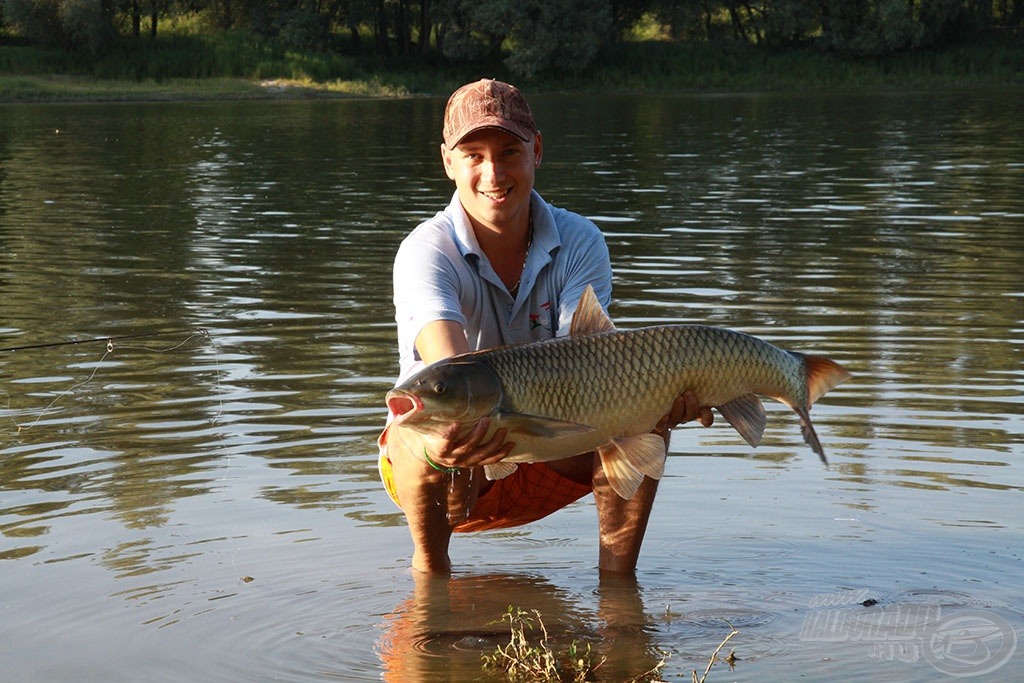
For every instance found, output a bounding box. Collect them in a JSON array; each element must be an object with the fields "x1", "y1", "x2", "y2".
[
  {"x1": 482, "y1": 606, "x2": 596, "y2": 682},
  {"x1": 482, "y1": 605, "x2": 740, "y2": 682}
]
